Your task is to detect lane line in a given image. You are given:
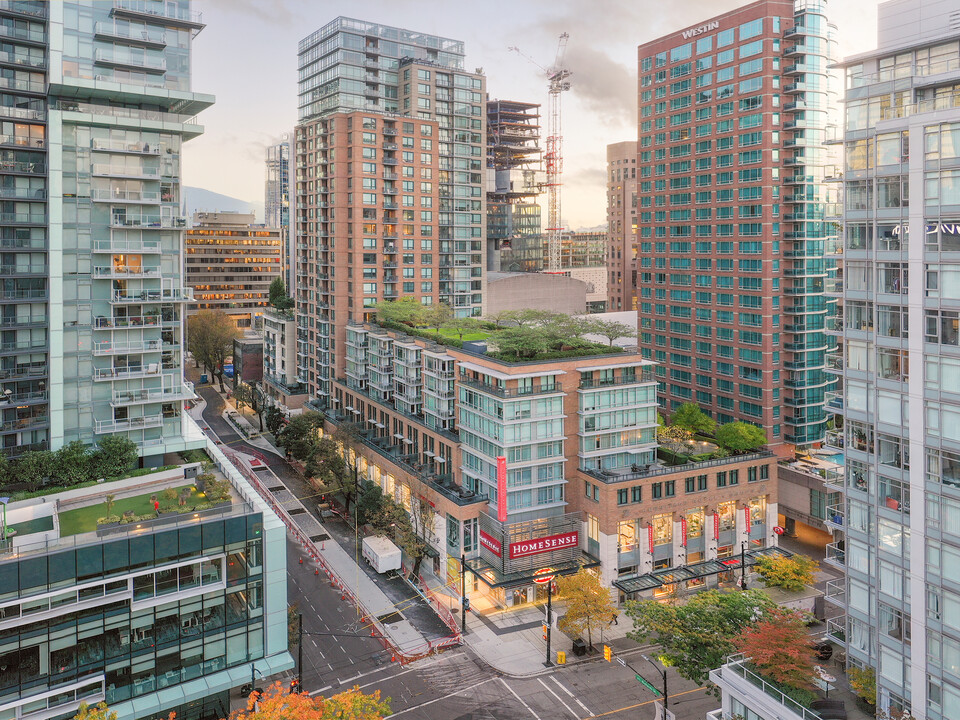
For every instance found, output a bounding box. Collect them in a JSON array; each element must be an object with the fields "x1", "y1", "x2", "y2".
[
  {"x1": 552, "y1": 676, "x2": 592, "y2": 715},
  {"x1": 537, "y1": 677, "x2": 579, "y2": 719},
  {"x1": 385, "y1": 677, "x2": 497, "y2": 717},
  {"x1": 581, "y1": 687, "x2": 705, "y2": 719},
  {"x1": 501, "y1": 678, "x2": 543, "y2": 720},
  {"x1": 353, "y1": 666, "x2": 417, "y2": 690},
  {"x1": 309, "y1": 665, "x2": 416, "y2": 696}
]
